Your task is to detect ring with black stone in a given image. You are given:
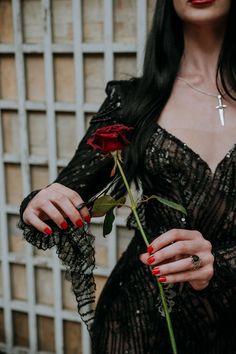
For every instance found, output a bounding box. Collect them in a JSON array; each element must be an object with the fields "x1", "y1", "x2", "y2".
[{"x1": 191, "y1": 255, "x2": 202, "y2": 270}]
